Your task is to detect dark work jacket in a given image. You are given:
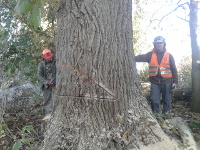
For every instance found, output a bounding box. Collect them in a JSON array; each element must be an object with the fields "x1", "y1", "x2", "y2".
[
  {"x1": 37, "y1": 58, "x2": 56, "y2": 90},
  {"x1": 135, "y1": 50, "x2": 178, "y2": 84}
]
